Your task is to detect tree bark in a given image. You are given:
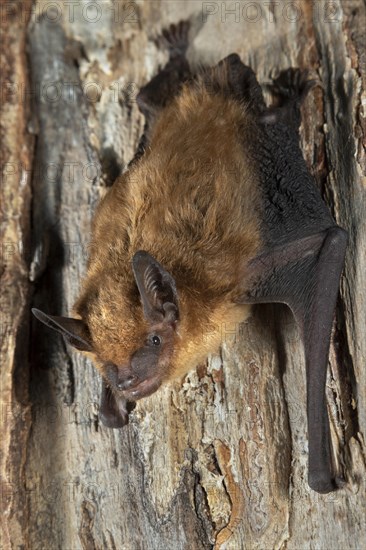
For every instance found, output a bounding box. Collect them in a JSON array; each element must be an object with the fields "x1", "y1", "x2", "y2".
[{"x1": 1, "y1": 1, "x2": 365, "y2": 549}]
